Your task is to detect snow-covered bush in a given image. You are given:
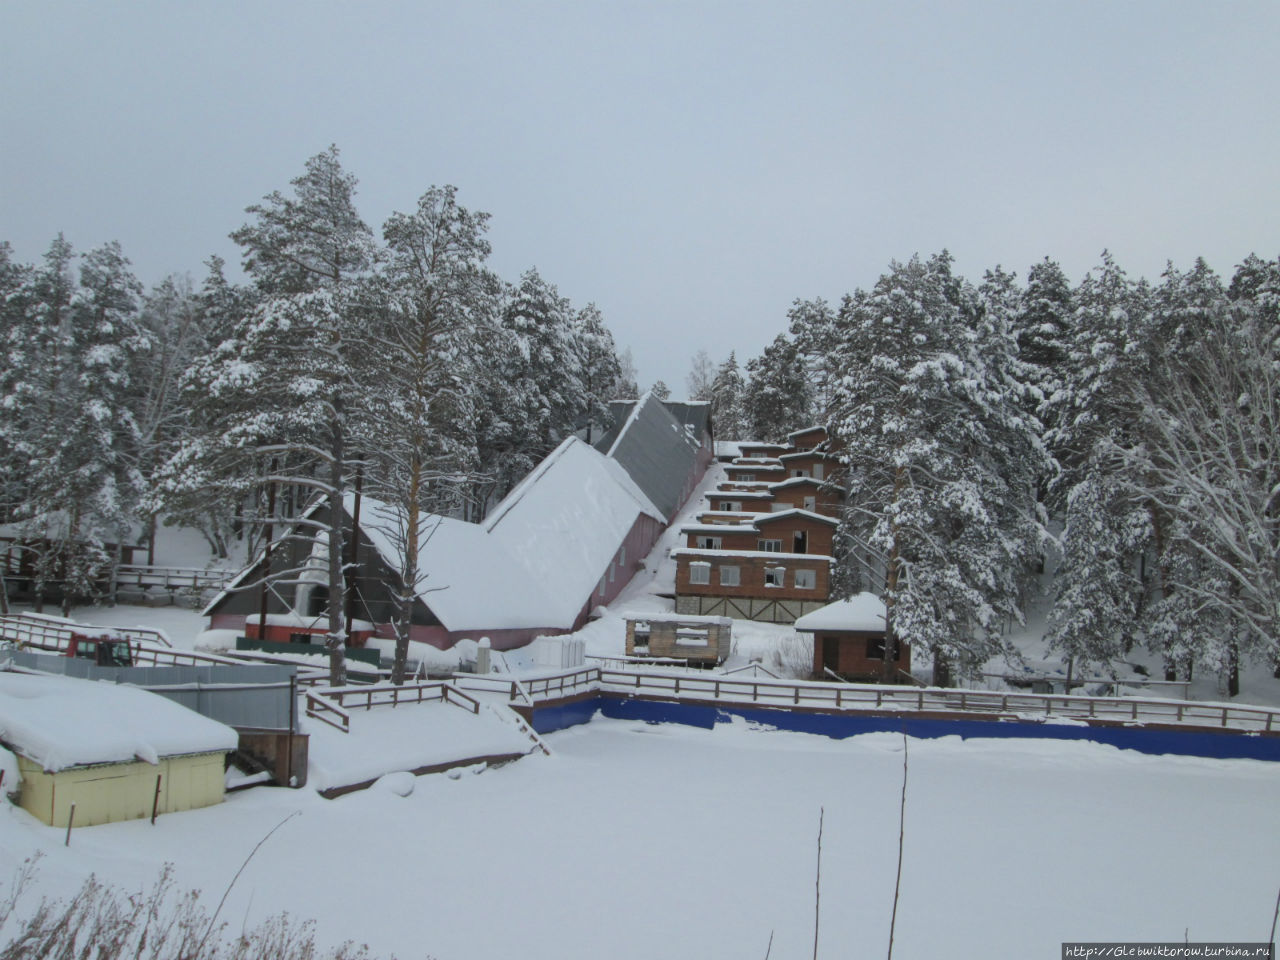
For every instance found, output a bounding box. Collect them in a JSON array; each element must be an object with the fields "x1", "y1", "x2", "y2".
[{"x1": 0, "y1": 860, "x2": 402, "y2": 959}]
